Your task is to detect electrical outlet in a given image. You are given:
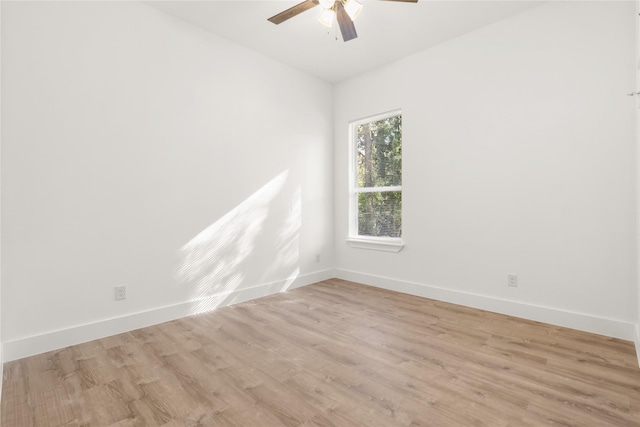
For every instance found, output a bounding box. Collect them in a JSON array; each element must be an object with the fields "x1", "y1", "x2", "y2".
[
  {"x1": 115, "y1": 285, "x2": 127, "y2": 300},
  {"x1": 507, "y1": 274, "x2": 518, "y2": 287},
  {"x1": 315, "y1": 254, "x2": 321, "y2": 263}
]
